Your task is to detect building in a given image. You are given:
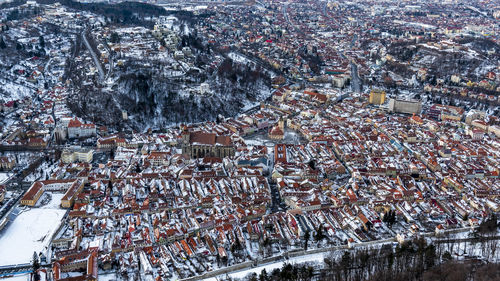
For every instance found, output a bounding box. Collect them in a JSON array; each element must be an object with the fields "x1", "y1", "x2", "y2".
[
  {"x1": 427, "y1": 104, "x2": 464, "y2": 121},
  {"x1": 61, "y1": 147, "x2": 94, "y2": 164},
  {"x1": 21, "y1": 179, "x2": 84, "y2": 207},
  {"x1": 60, "y1": 180, "x2": 85, "y2": 208},
  {"x1": 174, "y1": 51, "x2": 184, "y2": 60},
  {"x1": 146, "y1": 151, "x2": 170, "y2": 166},
  {"x1": 369, "y1": 89, "x2": 386, "y2": 105},
  {"x1": 0, "y1": 156, "x2": 16, "y2": 170},
  {"x1": 199, "y1": 83, "x2": 210, "y2": 95},
  {"x1": 388, "y1": 98, "x2": 422, "y2": 114},
  {"x1": 67, "y1": 118, "x2": 96, "y2": 139},
  {"x1": 181, "y1": 130, "x2": 235, "y2": 159},
  {"x1": 269, "y1": 125, "x2": 284, "y2": 140},
  {"x1": 269, "y1": 117, "x2": 285, "y2": 140},
  {"x1": 53, "y1": 249, "x2": 98, "y2": 281},
  {"x1": 465, "y1": 110, "x2": 486, "y2": 125},
  {"x1": 182, "y1": 46, "x2": 192, "y2": 56},
  {"x1": 471, "y1": 119, "x2": 488, "y2": 131},
  {"x1": 20, "y1": 181, "x2": 44, "y2": 206},
  {"x1": 97, "y1": 136, "x2": 127, "y2": 149},
  {"x1": 468, "y1": 127, "x2": 484, "y2": 140},
  {"x1": 488, "y1": 125, "x2": 500, "y2": 138}
]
